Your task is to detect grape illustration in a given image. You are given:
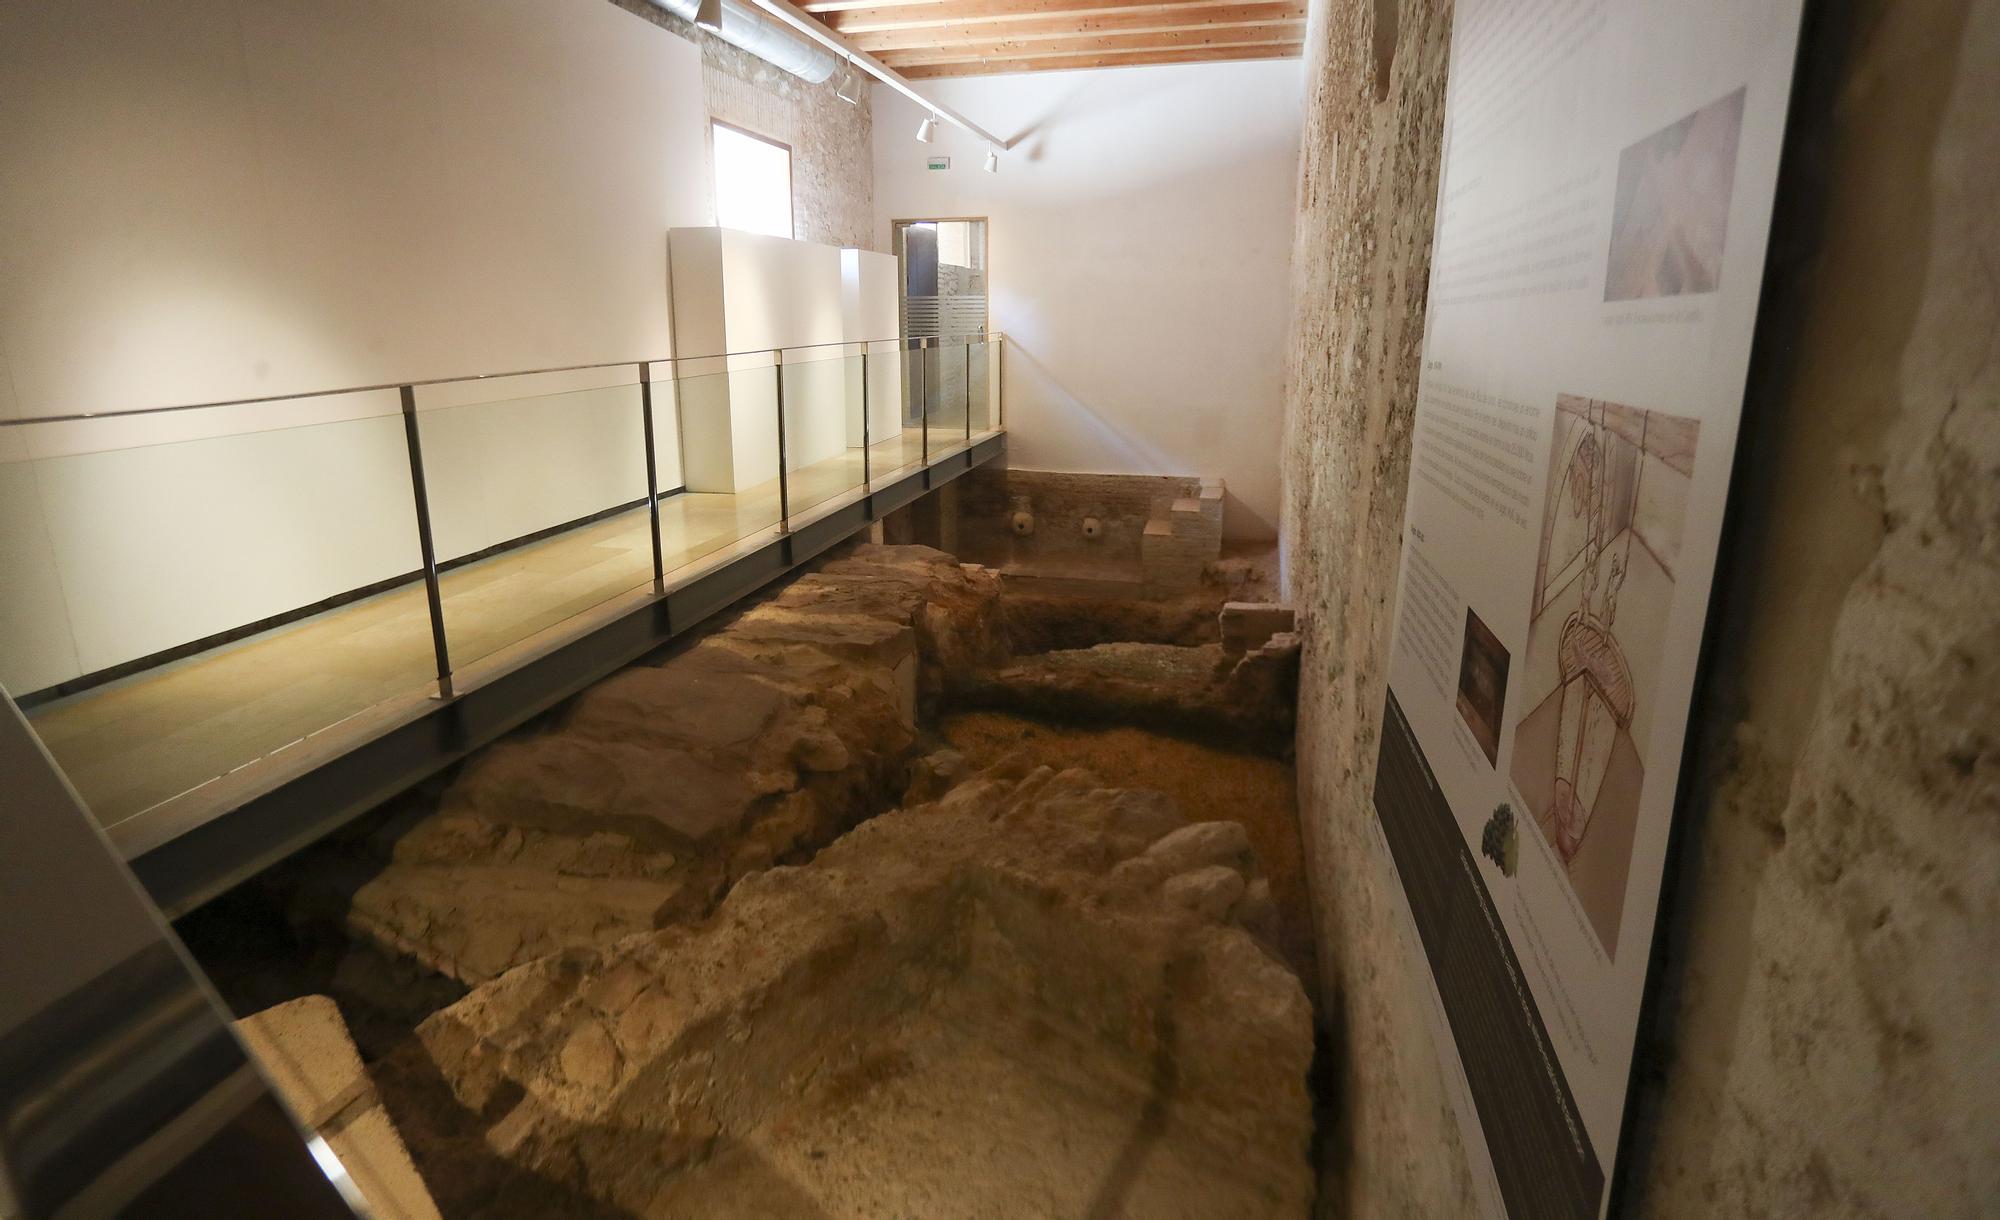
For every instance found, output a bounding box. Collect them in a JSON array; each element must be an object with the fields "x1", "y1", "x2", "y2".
[{"x1": 1481, "y1": 803, "x2": 1519, "y2": 877}]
